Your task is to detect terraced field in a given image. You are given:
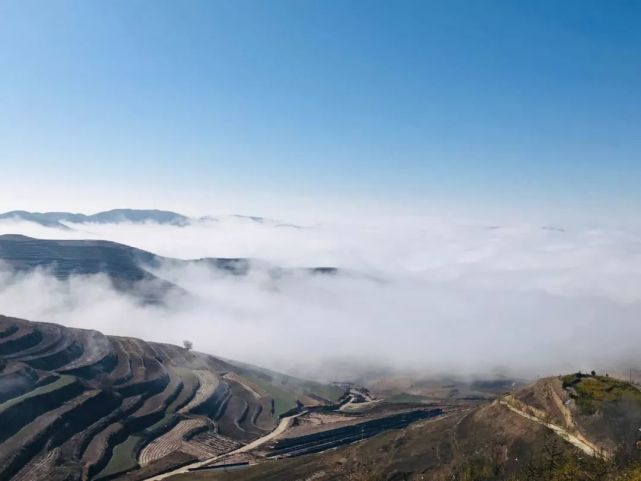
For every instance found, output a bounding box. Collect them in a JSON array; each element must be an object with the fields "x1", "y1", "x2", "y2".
[
  {"x1": 139, "y1": 419, "x2": 210, "y2": 466},
  {"x1": 0, "y1": 315, "x2": 344, "y2": 481}
]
